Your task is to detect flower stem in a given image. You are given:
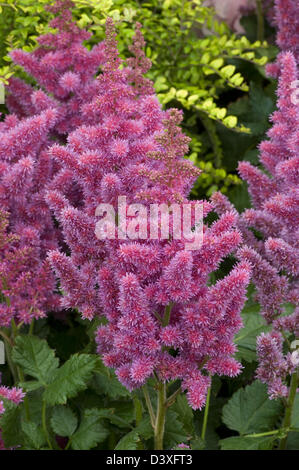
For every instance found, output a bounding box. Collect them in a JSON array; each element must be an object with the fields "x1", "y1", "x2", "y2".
[
  {"x1": 143, "y1": 385, "x2": 156, "y2": 428},
  {"x1": 256, "y1": 0, "x2": 264, "y2": 42},
  {"x1": 245, "y1": 430, "x2": 280, "y2": 438},
  {"x1": 201, "y1": 379, "x2": 211, "y2": 442},
  {"x1": 279, "y1": 371, "x2": 299, "y2": 450},
  {"x1": 154, "y1": 382, "x2": 167, "y2": 450},
  {"x1": 42, "y1": 400, "x2": 52, "y2": 450},
  {"x1": 165, "y1": 386, "x2": 181, "y2": 408}
]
